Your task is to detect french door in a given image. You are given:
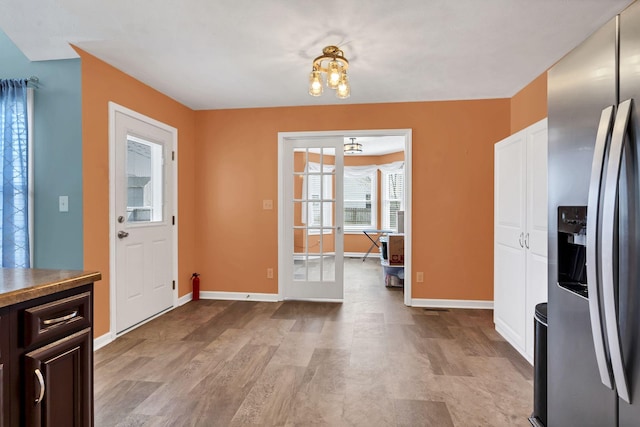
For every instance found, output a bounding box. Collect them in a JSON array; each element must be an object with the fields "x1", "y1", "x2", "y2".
[{"x1": 281, "y1": 137, "x2": 344, "y2": 300}]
